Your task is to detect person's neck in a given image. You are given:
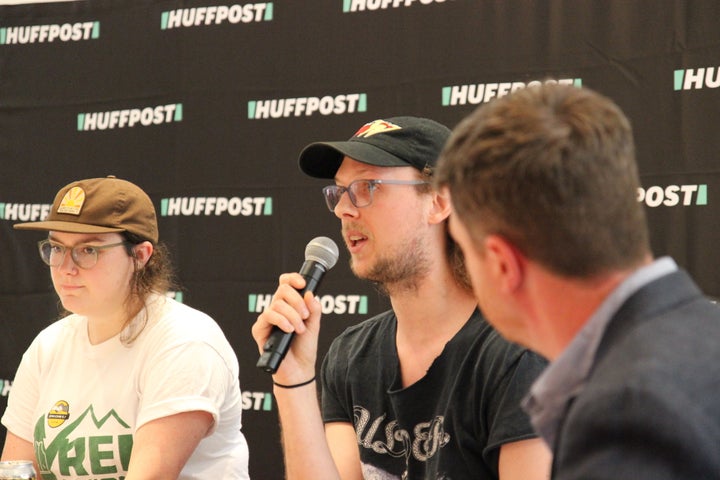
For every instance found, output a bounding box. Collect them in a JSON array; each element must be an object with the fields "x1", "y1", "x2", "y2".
[
  {"x1": 390, "y1": 278, "x2": 476, "y2": 336},
  {"x1": 387, "y1": 266, "x2": 477, "y2": 346},
  {"x1": 85, "y1": 299, "x2": 144, "y2": 345},
  {"x1": 528, "y1": 265, "x2": 645, "y2": 361},
  {"x1": 86, "y1": 313, "x2": 128, "y2": 345},
  {"x1": 387, "y1": 271, "x2": 477, "y2": 387}
]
